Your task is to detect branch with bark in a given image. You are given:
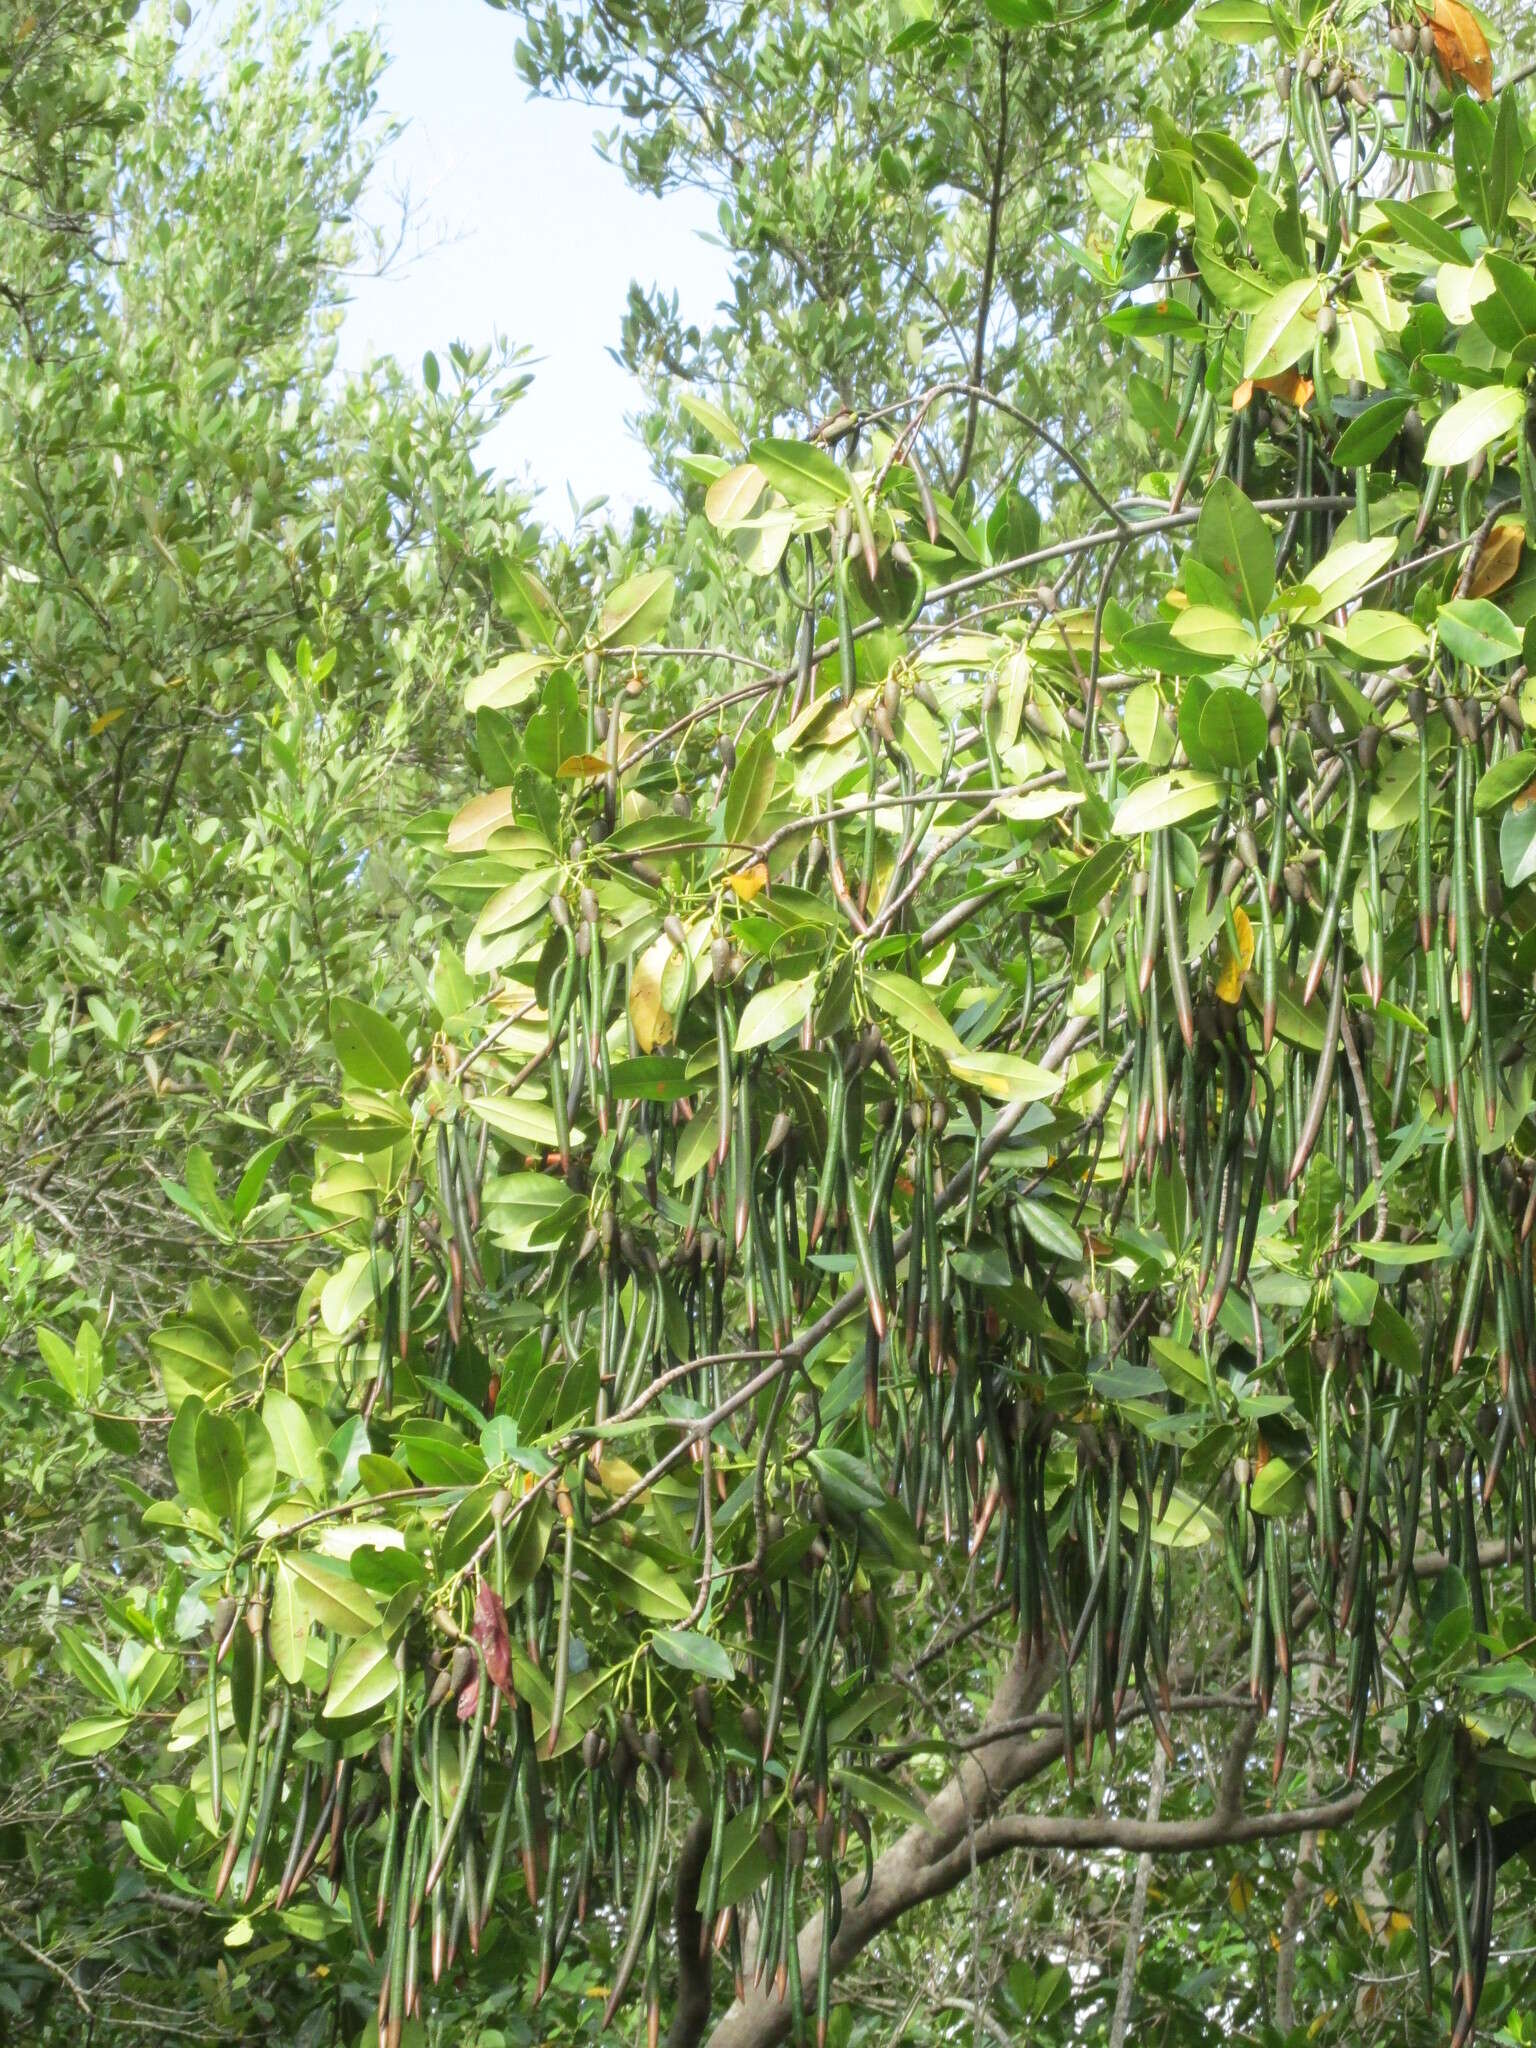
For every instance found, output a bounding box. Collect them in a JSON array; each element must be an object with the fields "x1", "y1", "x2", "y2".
[{"x1": 697, "y1": 1643, "x2": 1361, "y2": 2048}]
